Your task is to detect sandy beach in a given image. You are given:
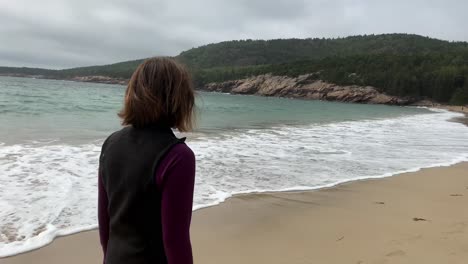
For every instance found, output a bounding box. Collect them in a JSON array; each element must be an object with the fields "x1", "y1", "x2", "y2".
[
  {"x1": 2, "y1": 162, "x2": 467, "y2": 264},
  {"x1": 438, "y1": 105, "x2": 468, "y2": 114},
  {"x1": 440, "y1": 105, "x2": 468, "y2": 126}
]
